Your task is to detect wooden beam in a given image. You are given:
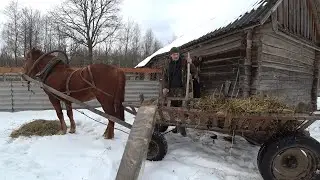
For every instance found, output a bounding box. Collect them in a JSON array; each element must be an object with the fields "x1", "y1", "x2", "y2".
[
  {"x1": 243, "y1": 29, "x2": 253, "y2": 97},
  {"x1": 116, "y1": 105, "x2": 157, "y2": 180},
  {"x1": 311, "y1": 50, "x2": 320, "y2": 111}
]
